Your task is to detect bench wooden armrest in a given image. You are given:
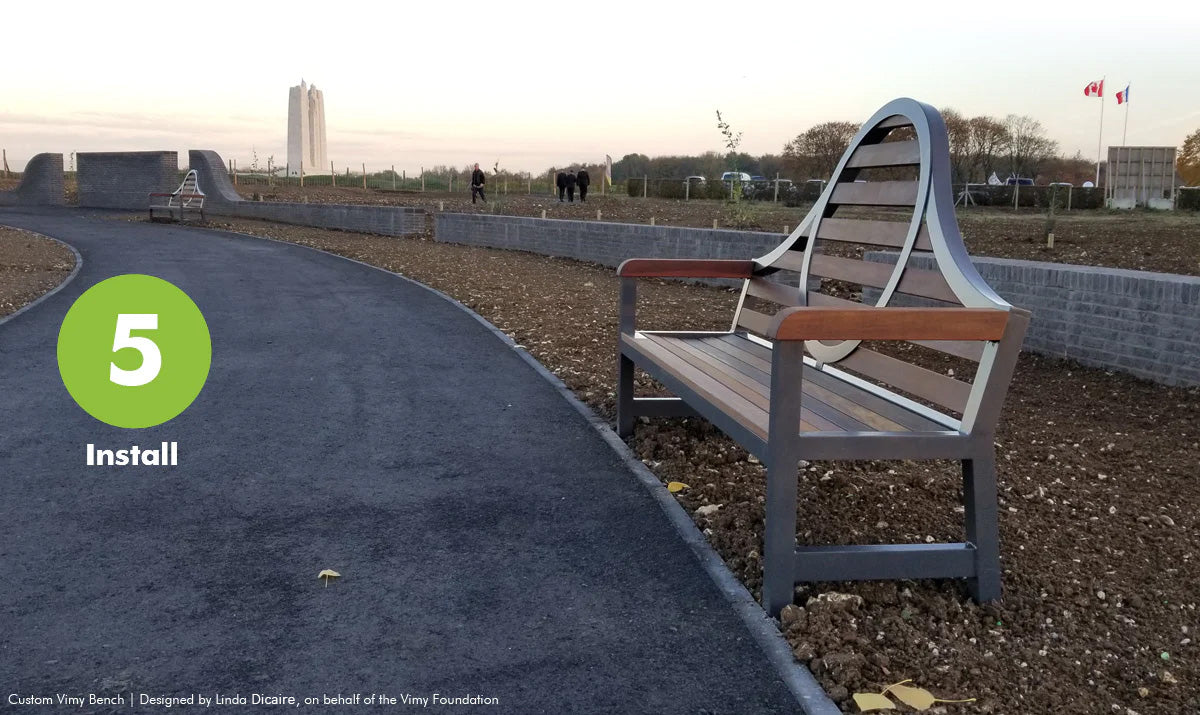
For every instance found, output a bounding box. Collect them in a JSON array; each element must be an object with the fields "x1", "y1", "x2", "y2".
[
  {"x1": 617, "y1": 258, "x2": 756, "y2": 279},
  {"x1": 767, "y1": 306, "x2": 1010, "y2": 342}
]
